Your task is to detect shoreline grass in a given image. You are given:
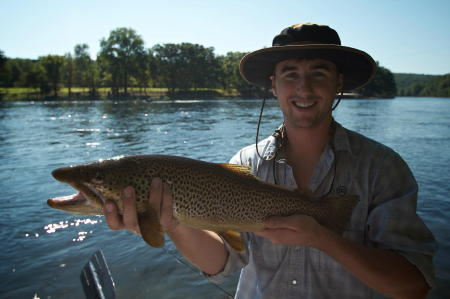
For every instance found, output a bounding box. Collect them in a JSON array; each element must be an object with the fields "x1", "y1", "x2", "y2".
[{"x1": 0, "y1": 87, "x2": 240, "y2": 101}]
